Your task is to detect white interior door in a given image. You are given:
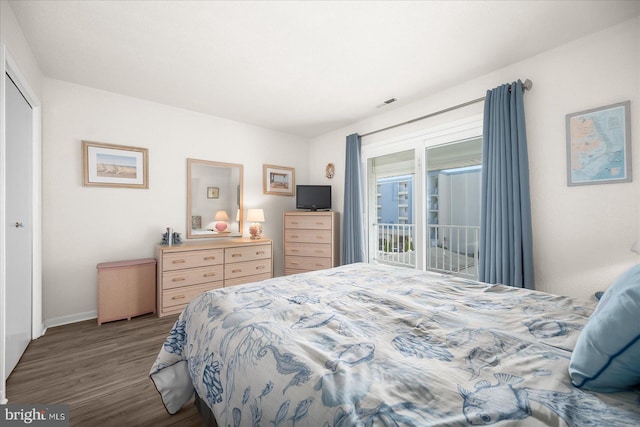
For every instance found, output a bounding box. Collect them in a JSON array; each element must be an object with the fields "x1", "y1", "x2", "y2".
[{"x1": 4, "y1": 73, "x2": 33, "y2": 379}]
